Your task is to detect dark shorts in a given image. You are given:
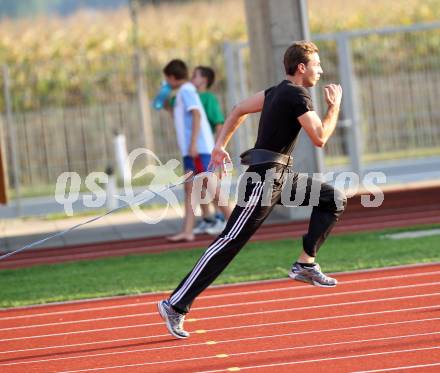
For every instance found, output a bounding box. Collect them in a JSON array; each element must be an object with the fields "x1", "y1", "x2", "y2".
[{"x1": 183, "y1": 154, "x2": 211, "y2": 174}]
